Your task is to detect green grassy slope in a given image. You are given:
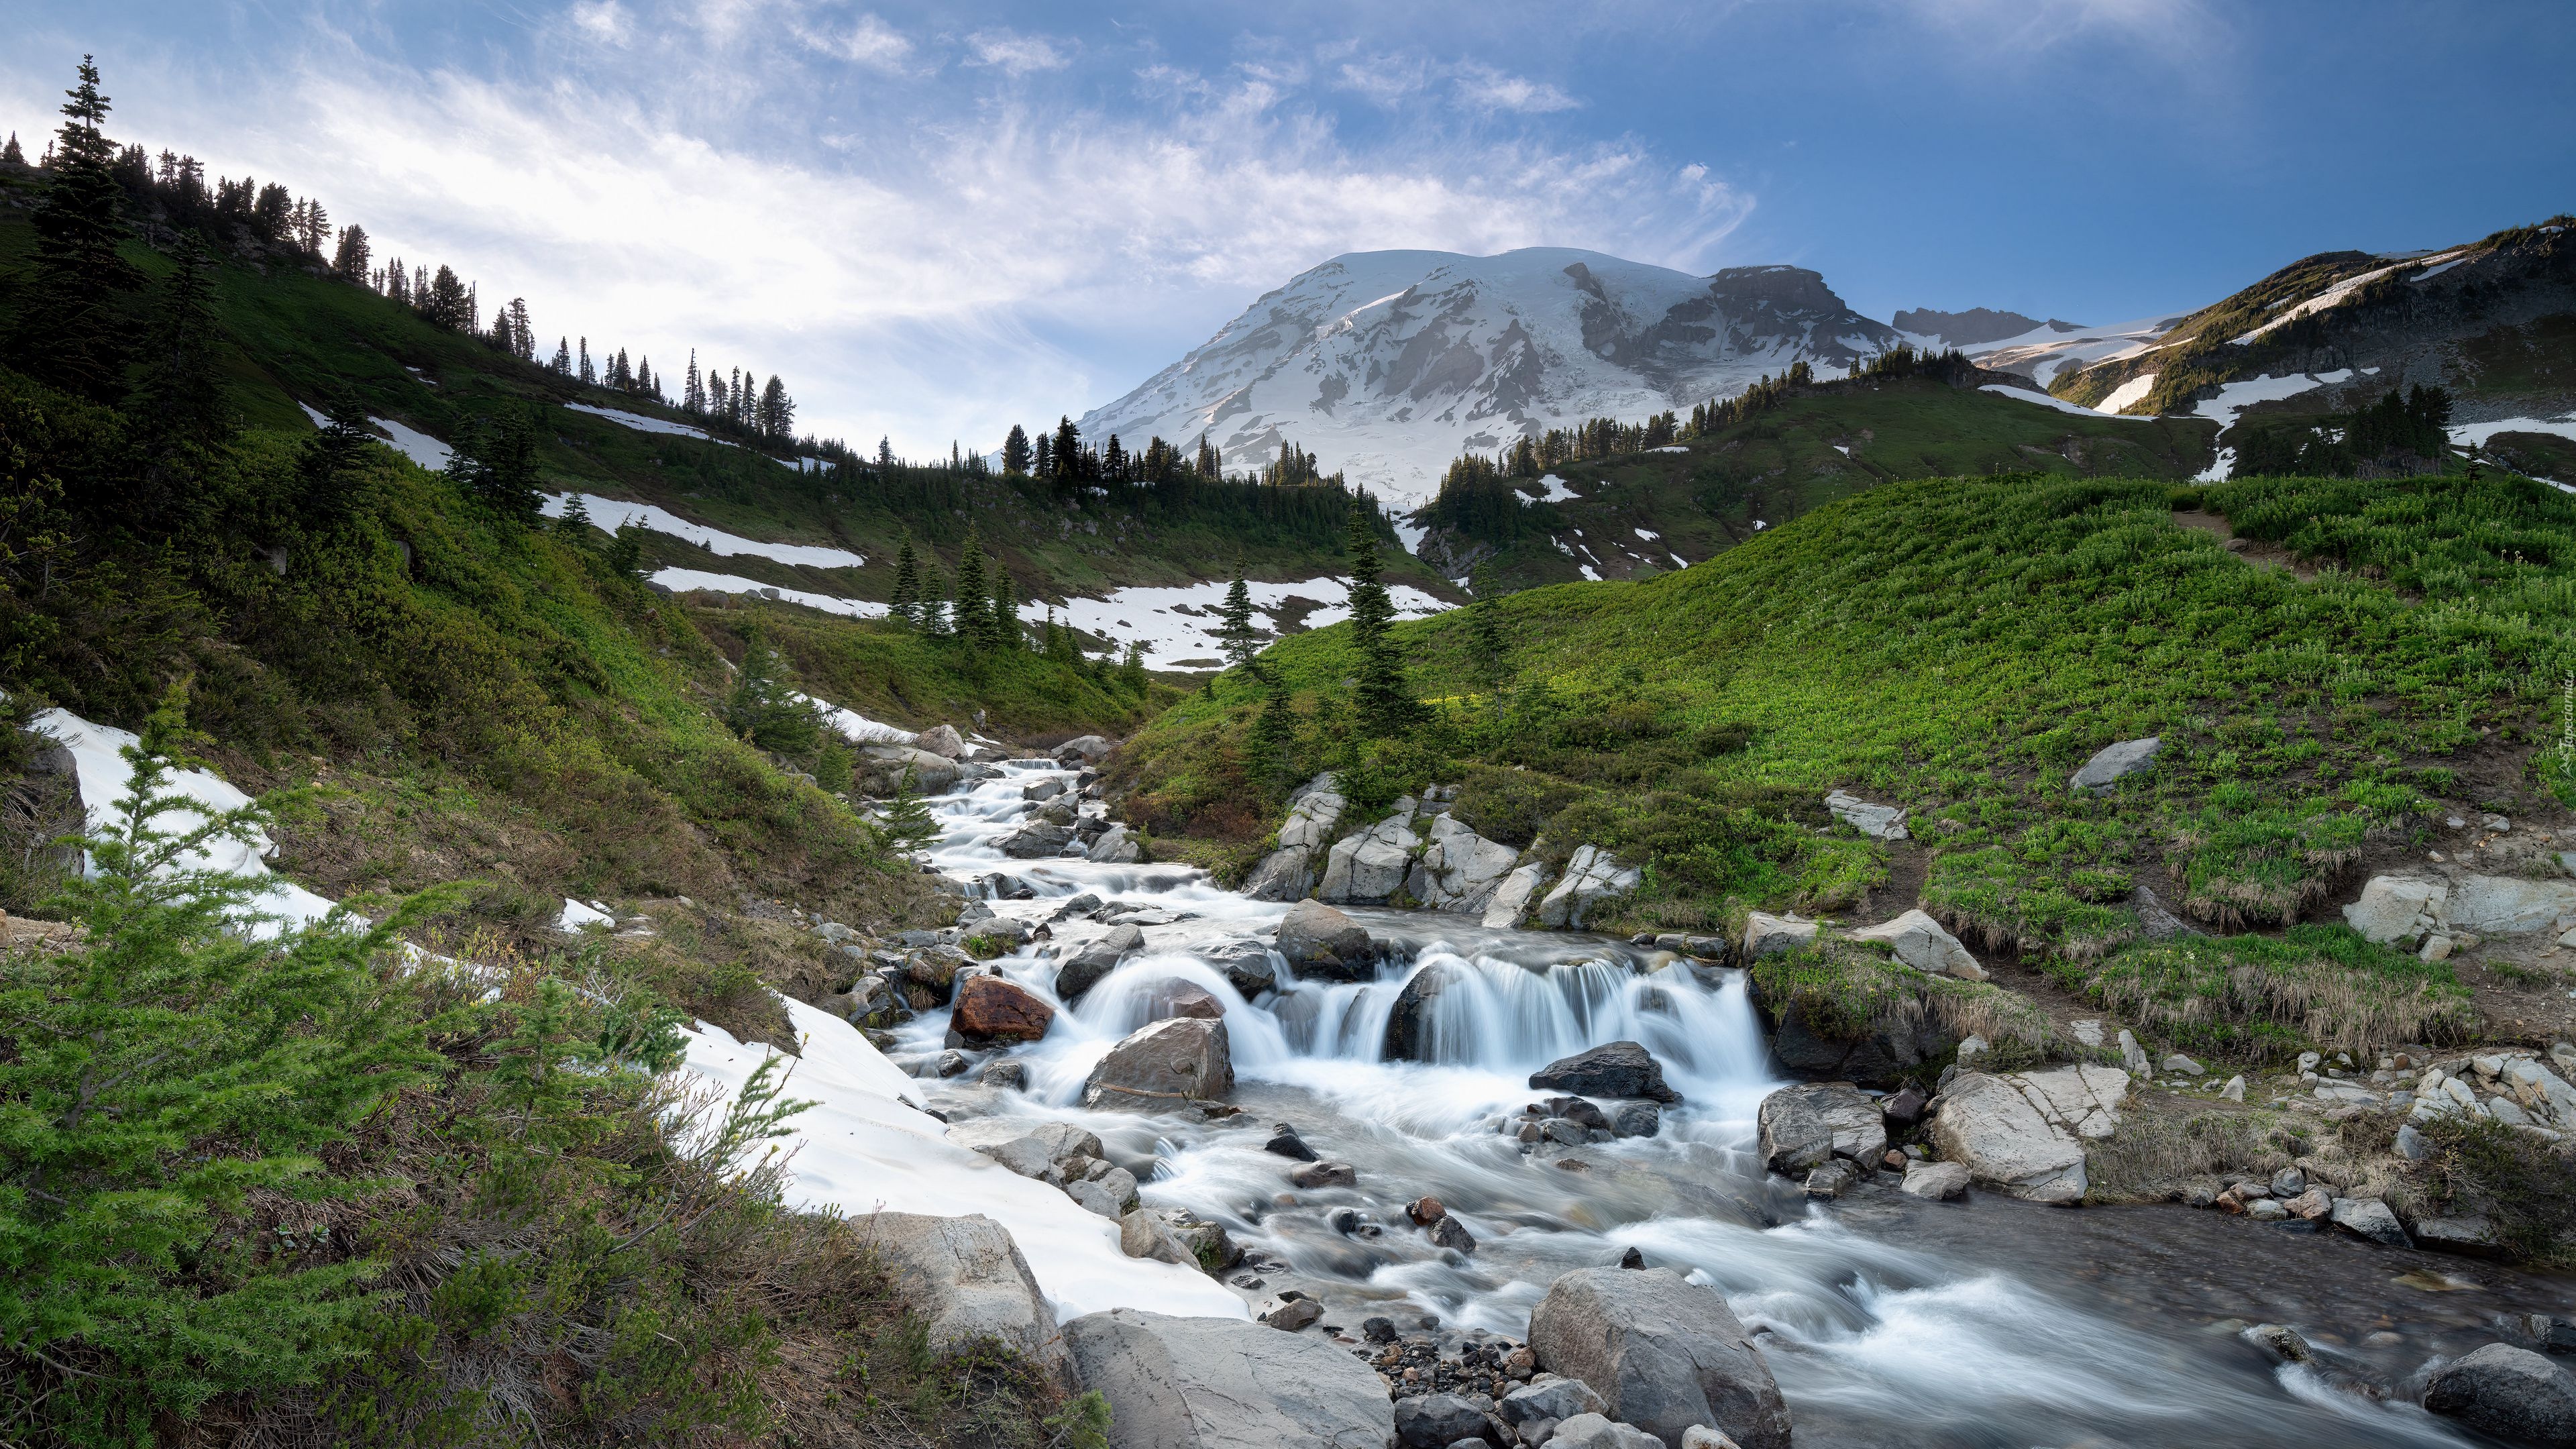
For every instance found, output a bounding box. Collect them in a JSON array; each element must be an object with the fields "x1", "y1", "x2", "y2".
[
  {"x1": 1416, "y1": 376, "x2": 2216, "y2": 591},
  {"x1": 1122, "y1": 468, "x2": 2576, "y2": 1061}
]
